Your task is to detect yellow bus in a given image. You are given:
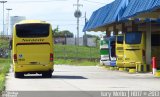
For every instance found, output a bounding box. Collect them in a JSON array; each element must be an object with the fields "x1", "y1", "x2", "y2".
[
  {"x1": 116, "y1": 35, "x2": 124, "y2": 68},
  {"x1": 12, "y1": 20, "x2": 54, "y2": 78},
  {"x1": 151, "y1": 33, "x2": 160, "y2": 70},
  {"x1": 123, "y1": 32, "x2": 145, "y2": 68}
]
